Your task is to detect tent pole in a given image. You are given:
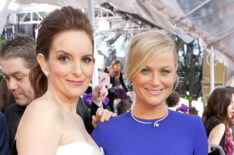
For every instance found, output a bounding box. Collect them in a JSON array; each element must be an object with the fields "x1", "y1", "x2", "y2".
[
  {"x1": 88, "y1": 0, "x2": 99, "y2": 88},
  {"x1": 176, "y1": 0, "x2": 210, "y2": 23},
  {"x1": 88, "y1": 0, "x2": 94, "y2": 25},
  {"x1": 210, "y1": 46, "x2": 215, "y2": 93},
  {"x1": 0, "y1": 0, "x2": 11, "y2": 34}
]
